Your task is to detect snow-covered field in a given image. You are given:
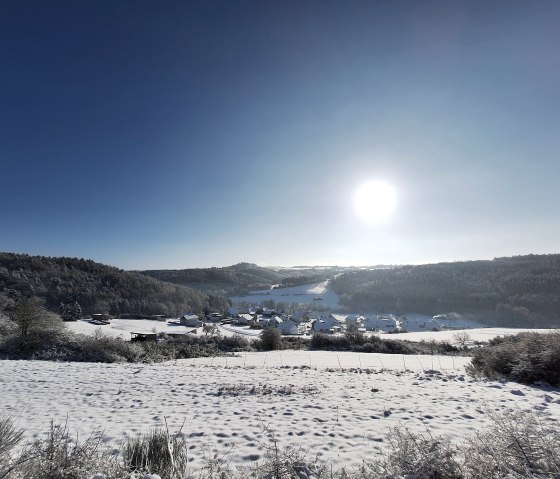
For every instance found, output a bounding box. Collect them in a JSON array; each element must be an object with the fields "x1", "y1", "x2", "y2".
[
  {"x1": 230, "y1": 281, "x2": 341, "y2": 309},
  {"x1": 3, "y1": 351, "x2": 559, "y2": 472},
  {"x1": 66, "y1": 318, "x2": 557, "y2": 347},
  {"x1": 66, "y1": 318, "x2": 200, "y2": 340}
]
